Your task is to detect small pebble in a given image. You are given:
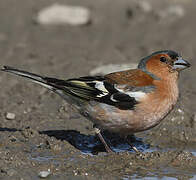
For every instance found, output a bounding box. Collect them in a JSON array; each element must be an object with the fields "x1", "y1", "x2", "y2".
[
  {"x1": 38, "y1": 170, "x2": 51, "y2": 178},
  {"x1": 177, "y1": 108, "x2": 184, "y2": 114},
  {"x1": 36, "y1": 4, "x2": 91, "y2": 26},
  {"x1": 5, "y1": 112, "x2": 16, "y2": 120}
]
